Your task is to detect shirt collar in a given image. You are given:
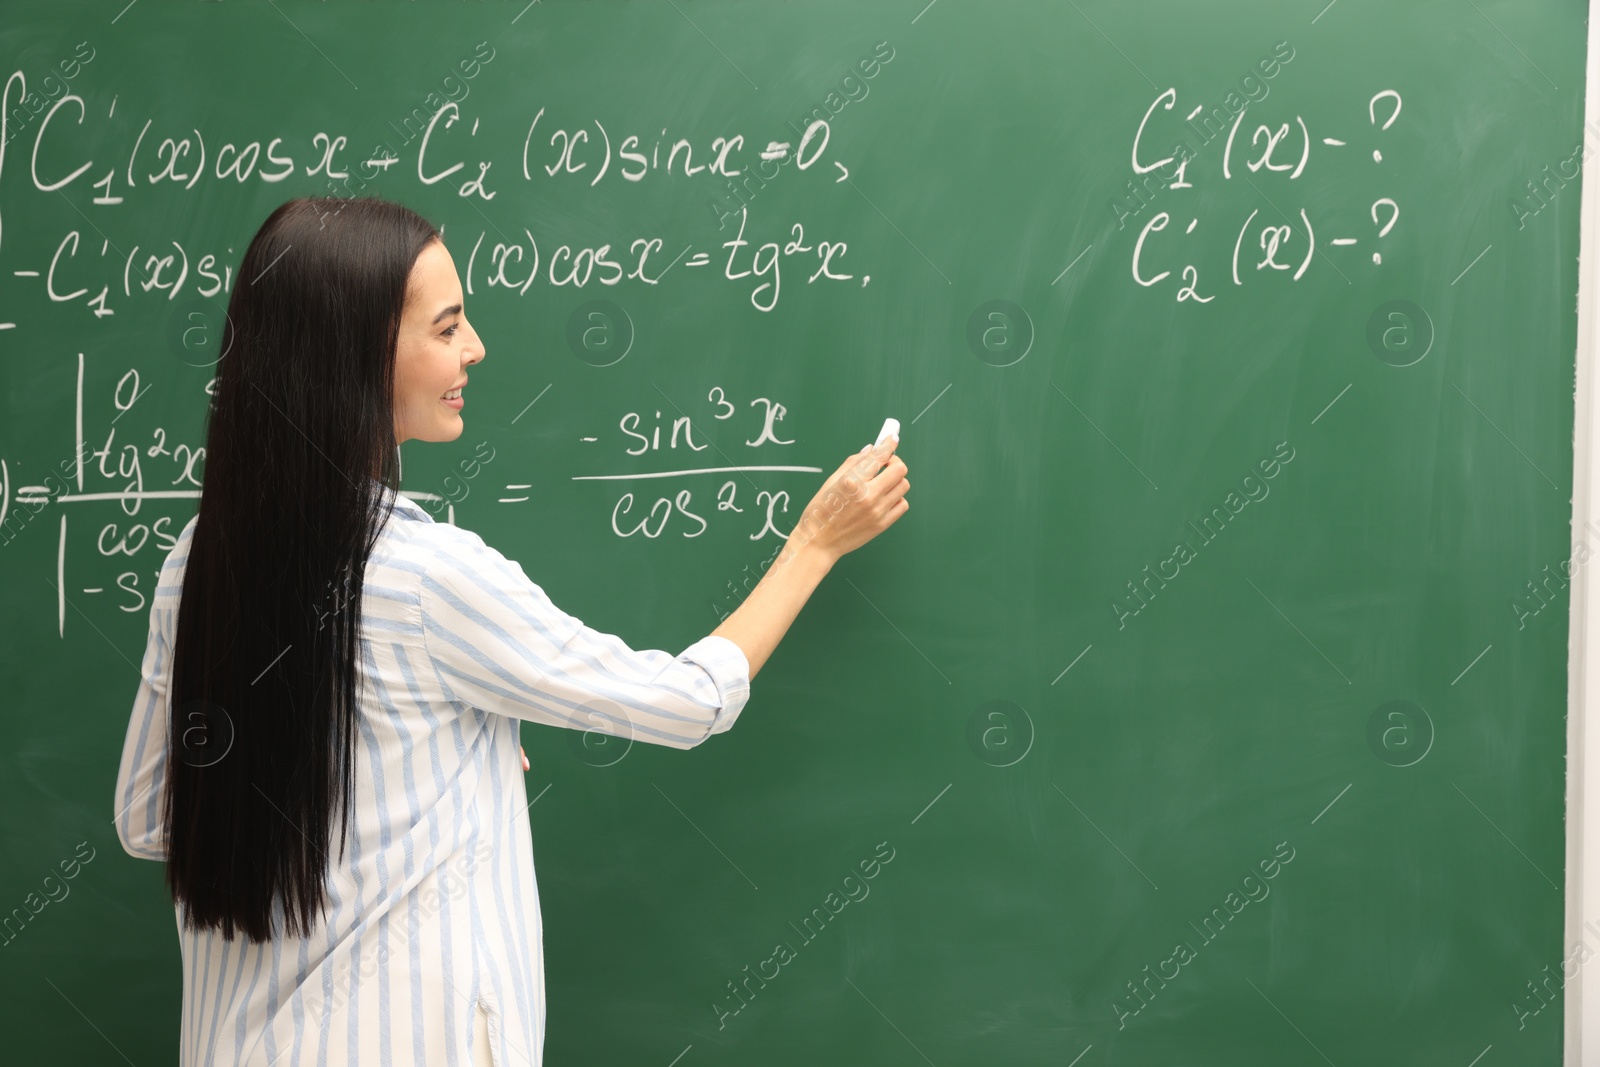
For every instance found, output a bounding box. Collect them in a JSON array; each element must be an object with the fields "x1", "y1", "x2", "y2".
[
  {"x1": 389, "y1": 492, "x2": 432, "y2": 521},
  {"x1": 369, "y1": 477, "x2": 434, "y2": 523}
]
